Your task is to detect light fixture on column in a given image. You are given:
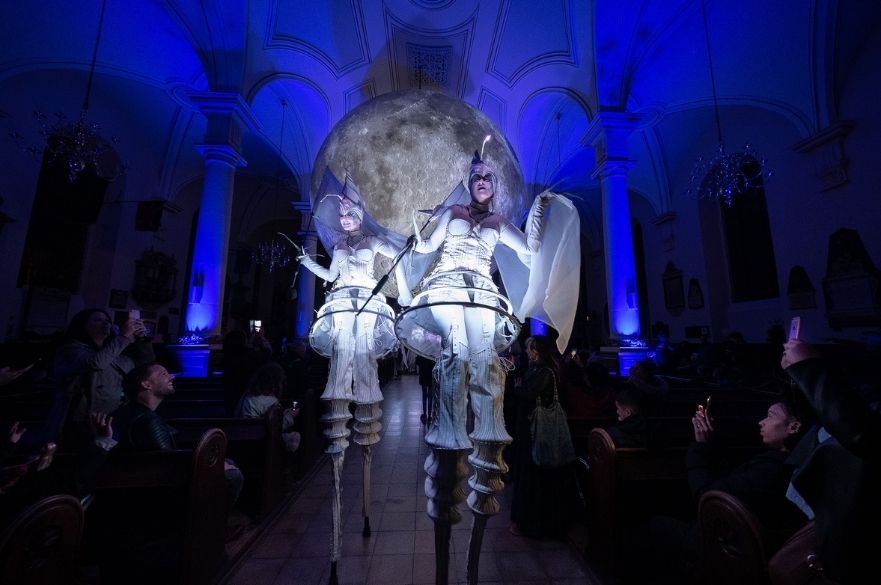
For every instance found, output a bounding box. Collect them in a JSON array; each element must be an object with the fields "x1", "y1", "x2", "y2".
[
  {"x1": 684, "y1": 0, "x2": 771, "y2": 206},
  {"x1": 252, "y1": 99, "x2": 294, "y2": 272},
  {"x1": 10, "y1": 0, "x2": 121, "y2": 182}
]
